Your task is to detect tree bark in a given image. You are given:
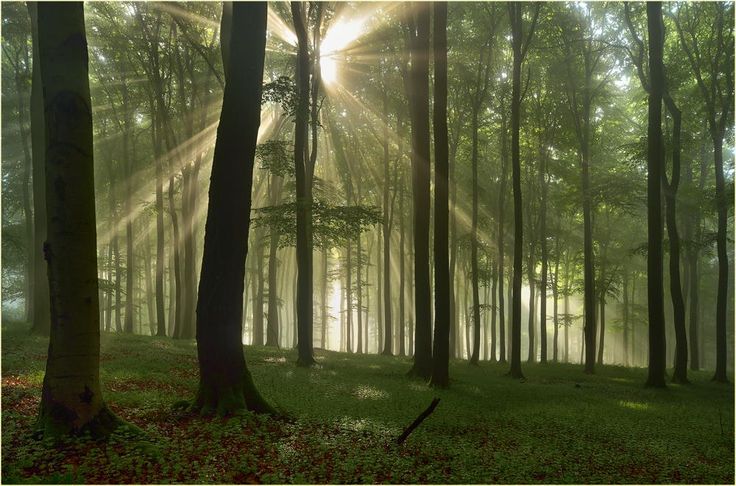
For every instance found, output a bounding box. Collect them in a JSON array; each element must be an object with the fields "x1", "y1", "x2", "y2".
[
  {"x1": 37, "y1": 2, "x2": 120, "y2": 437},
  {"x1": 405, "y1": 2, "x2": 433, "y2": 379},
  {"x1": 28, "y1": 2, "x2": 51, "y2": 336},
  {"x1": 193, "y1": 2, "x2": 272, "y2": 415},
  {"x1": 430, "y1": 2, "x2": 450, "y2": 388},
  {"x1": 645, "y1": 2, "x2": 667, "y2": 388}
]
